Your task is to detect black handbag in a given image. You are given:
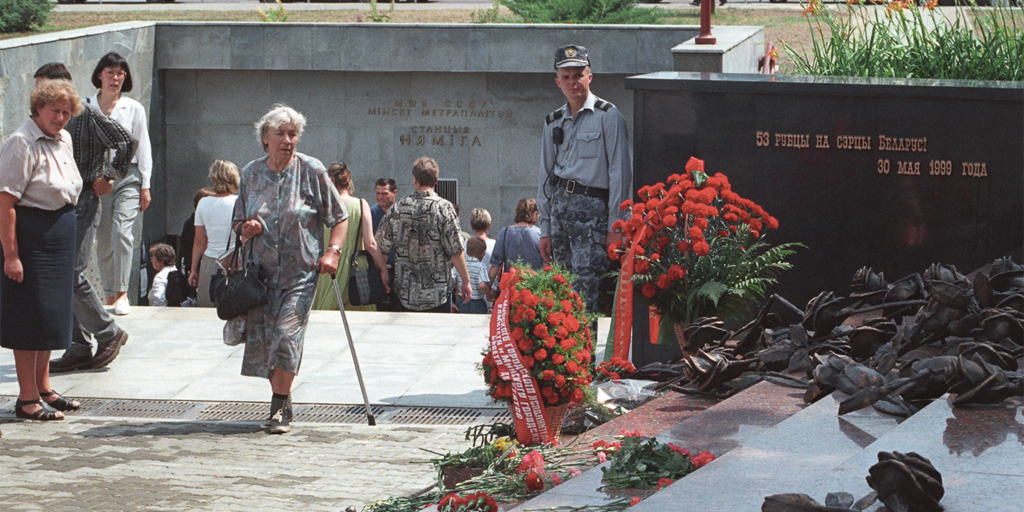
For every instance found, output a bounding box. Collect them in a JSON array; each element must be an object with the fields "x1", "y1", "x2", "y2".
[
  {"x1": 214, "y1": 235, "x2": 269, "y2": 320},
  {"x1": 347, "y1": 200, "x2": 387, "y2": 307}
]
